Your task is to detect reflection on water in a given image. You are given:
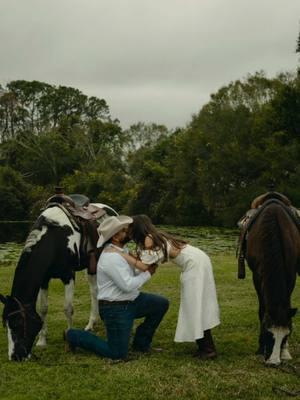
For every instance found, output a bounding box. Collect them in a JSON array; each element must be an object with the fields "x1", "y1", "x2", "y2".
[{"x1": 0, "y1": 226, "x2": 240, "y2": 266}]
